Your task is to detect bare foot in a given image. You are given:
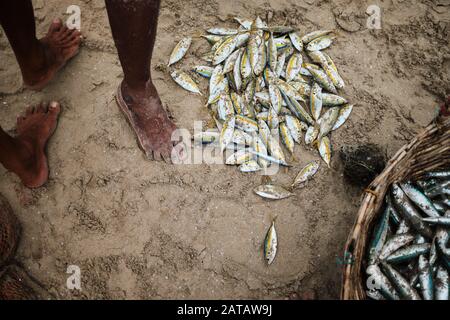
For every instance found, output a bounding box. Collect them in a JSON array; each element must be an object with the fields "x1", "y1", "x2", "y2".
[
  {"x1": 23, "y1": 19, "x2": 81, "y2": 90},
  {"x1": 3, "y1": 102, "x2": 61, "y2": 188},
  {"x1": 119, "y1": 81, "x2": 179, "y2": 162}
]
